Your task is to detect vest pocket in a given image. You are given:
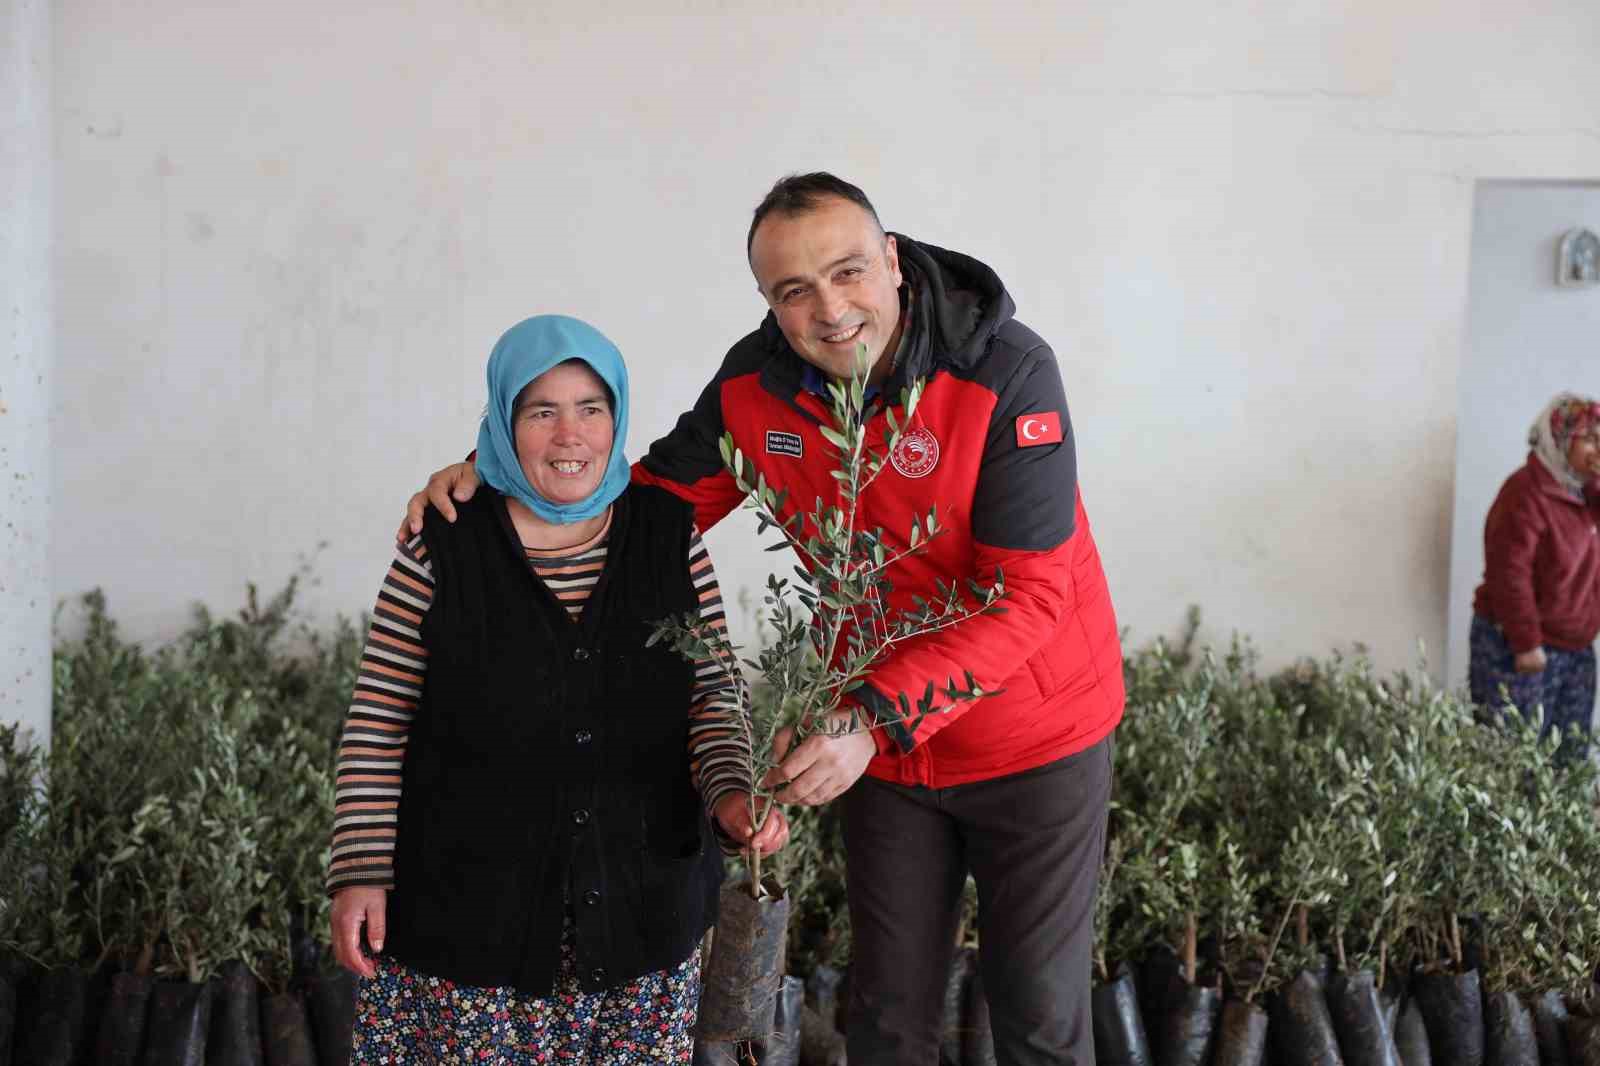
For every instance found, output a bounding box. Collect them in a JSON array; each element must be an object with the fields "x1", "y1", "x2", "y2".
[
  {"x1": 641, "y1": 803, "x2": 705, "y2": 861},
  {"x1": 635, "y1": 812, "x2": 710, "y2": 951}
]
